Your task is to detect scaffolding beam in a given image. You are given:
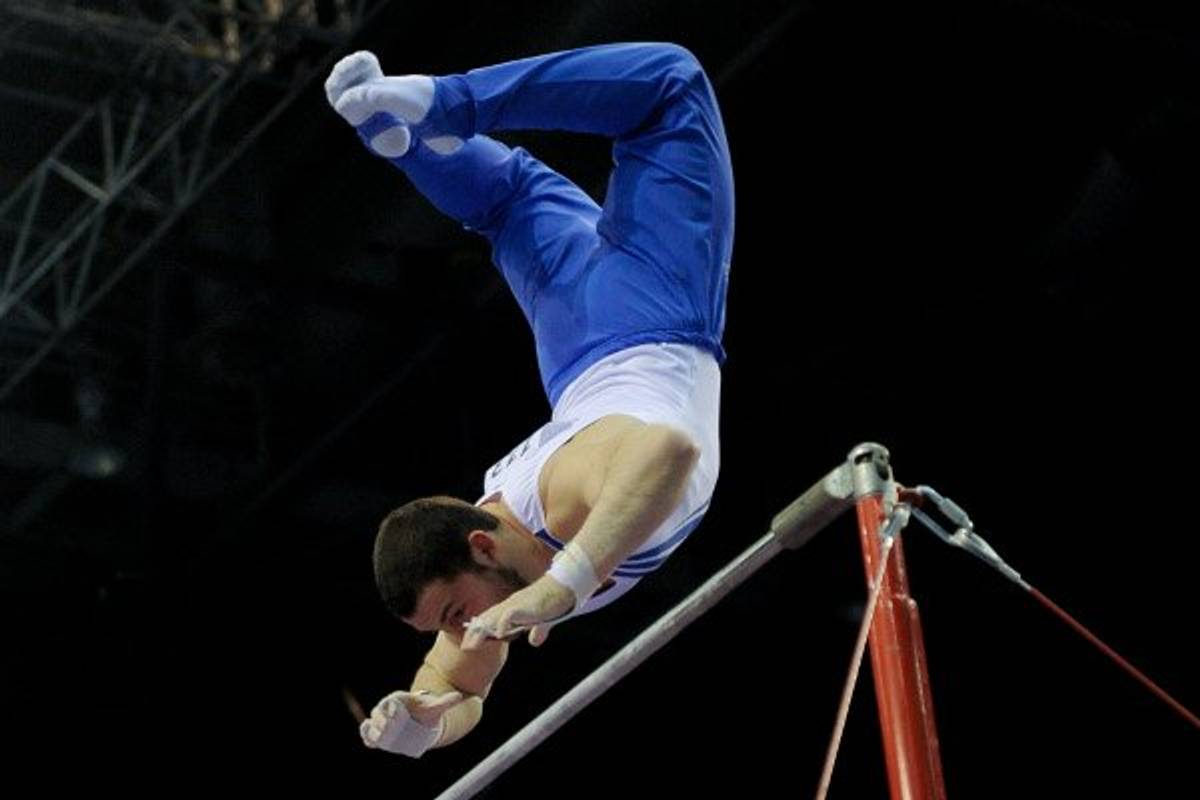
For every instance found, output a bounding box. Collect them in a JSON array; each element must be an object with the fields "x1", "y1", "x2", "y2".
[{"x1": 0, "y1": 0, "x2": 391, "y2": 401}]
